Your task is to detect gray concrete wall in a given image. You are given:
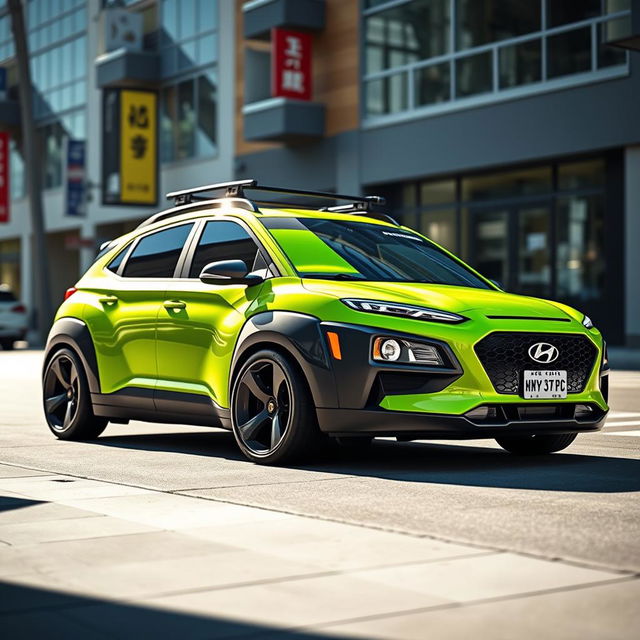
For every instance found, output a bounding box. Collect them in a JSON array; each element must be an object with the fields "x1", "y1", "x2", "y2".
[{"x1": 361, "y1": 72, "x2": 640, "y2": 185}]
